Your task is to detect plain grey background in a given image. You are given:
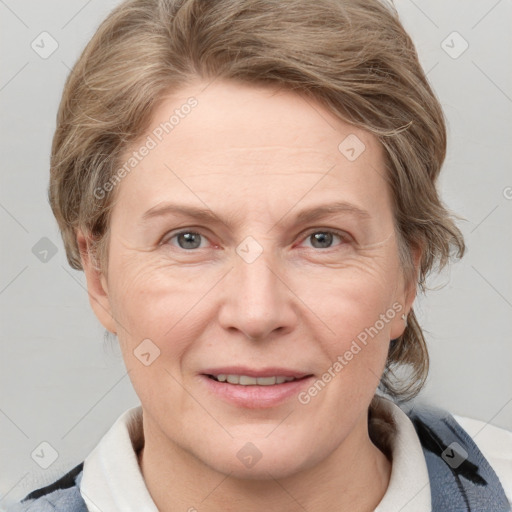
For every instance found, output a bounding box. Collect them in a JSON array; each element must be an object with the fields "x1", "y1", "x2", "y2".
[{"x1": 1, "y1": 0, "x2": 511, "y2": 508}]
